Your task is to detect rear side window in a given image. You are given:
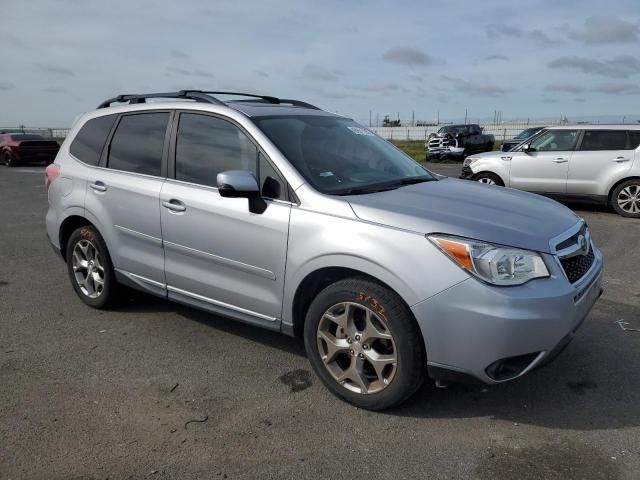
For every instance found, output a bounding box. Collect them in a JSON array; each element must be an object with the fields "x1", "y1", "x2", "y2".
[
  {"x1": 579, "y1": 130, "x2": 629, "y2": 151},
  {"x1": 107, "y1": 113, "x2": 168, "y2": 176},
  {"x1": 70, "y1": 115, "x2": 117, "y2": 165},
  {"x1": 175, "y1": 113, "x2": 257, "y2": 187},
  {"x1": 628, "y1": 131, "x2": 640, "y2": 149}
]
